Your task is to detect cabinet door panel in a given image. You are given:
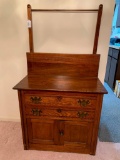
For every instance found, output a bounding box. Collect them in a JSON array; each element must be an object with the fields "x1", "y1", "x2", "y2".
[
  {"x1": 27, "y1": 118, "x2": 55, "y2": 145},
  {"x1": 64, "y1": 121, "x2": 93, "y2": 148},
  {"x1": 54, "y1": 120, "x2": 65, "y2": 145},
  {"x1": 26, "y1": 118, "x2": 94, "y2": 153}
]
